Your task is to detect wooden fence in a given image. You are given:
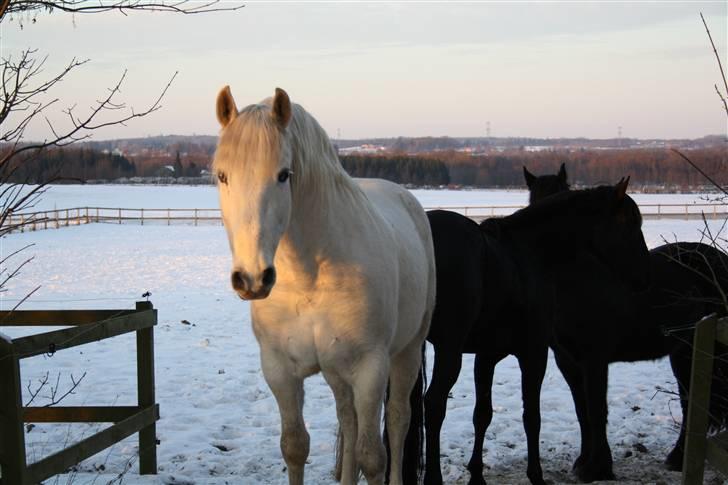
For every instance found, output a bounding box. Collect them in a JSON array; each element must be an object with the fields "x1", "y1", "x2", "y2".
[
  {"x1": 6, "y1": 202, "x2": 728, "y2": 232},
  {"x1": 682, "y1": 314, "x2": 728, "y2": 484},
  {"x1": 0, "y1": 301, "x2": 158, "y2": 485}
]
